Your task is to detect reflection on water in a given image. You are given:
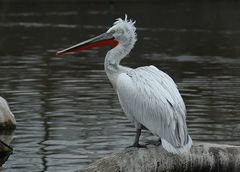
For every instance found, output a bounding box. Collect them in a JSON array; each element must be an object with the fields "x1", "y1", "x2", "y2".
[{"x1": 0, "y1": 1, "x2": 240, "y2": 171}]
